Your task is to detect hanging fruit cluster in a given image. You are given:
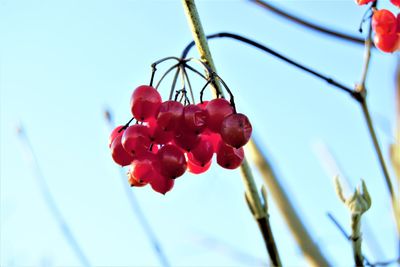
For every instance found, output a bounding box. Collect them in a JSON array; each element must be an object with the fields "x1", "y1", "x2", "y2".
[
  {"x1": 355, "y1": 0, "x2": 399, "y2": 53},
  {"x1": 108, "y1": 58, "x2": 252, "y2": 194}
]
